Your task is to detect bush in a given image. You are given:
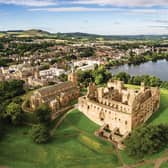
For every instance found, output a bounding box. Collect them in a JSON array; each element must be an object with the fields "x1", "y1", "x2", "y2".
[
  {"x1": 31, "y1": 124, "x2": 51, "y2": 144},
  {"x1": 35, "y1": 104, "x2": 52, "y2": 126},
  {"x1": 5, "y1": 102, "x2": 23, "y2": 125},
  {"x1": 125, "y1": 124, "x2": 168, "y2": 158}
]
